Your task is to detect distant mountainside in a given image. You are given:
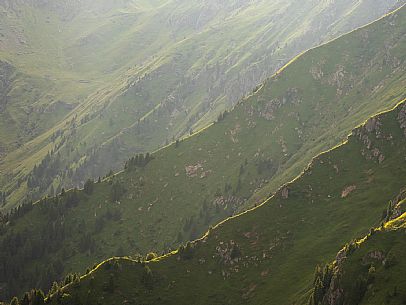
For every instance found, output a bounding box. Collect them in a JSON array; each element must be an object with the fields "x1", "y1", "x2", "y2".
[
  {"x1": 44, "y1": 98, "x2": 406, "y2": 305},
  {"x1": 1, "y1": 5, "x2": 405, "y2": 301},
  {"x1": 0, "y1": 0, "x2": 403, "y2": 211}
]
